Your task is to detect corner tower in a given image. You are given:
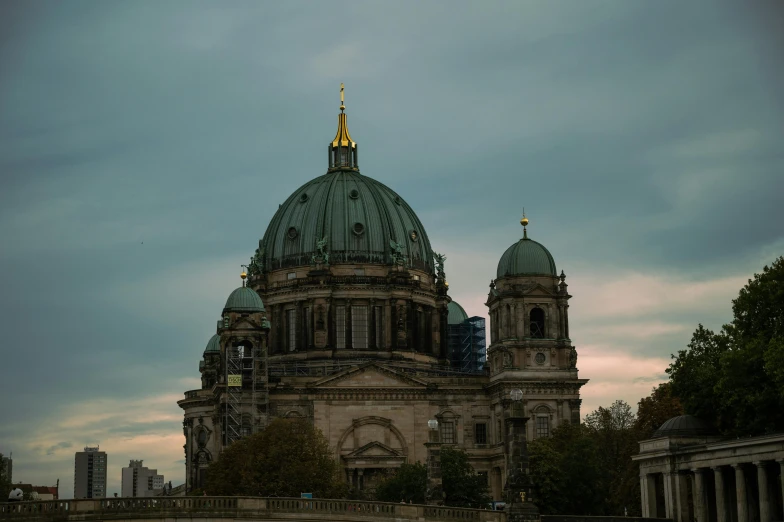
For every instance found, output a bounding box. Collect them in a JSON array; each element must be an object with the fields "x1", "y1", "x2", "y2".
[{"x1": 486, "y1": 213, "x2": 587, "y2": 437}]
